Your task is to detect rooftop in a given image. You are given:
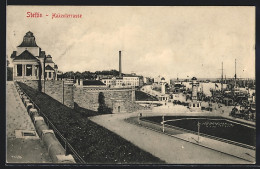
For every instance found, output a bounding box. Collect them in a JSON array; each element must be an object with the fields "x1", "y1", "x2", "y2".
[
  {"x1": 13, "y1": 50, "x2": 38, "y2": 61},
  {"x1": 45, "y1": 65, "x2": 55, "y2": 71},
  {"x1": 18, "y1": 31, "x2": 39, "y2": 47},
  {"x1": 83, "y1": 80, "x2": 106, "y2": 86}
]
